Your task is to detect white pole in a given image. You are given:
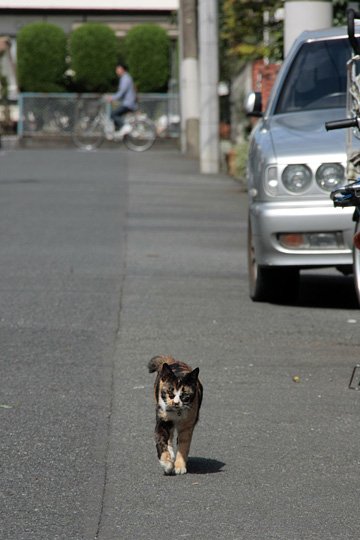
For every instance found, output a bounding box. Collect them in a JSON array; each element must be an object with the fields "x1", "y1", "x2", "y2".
[
  {"x1": 198, "y1": 0, "x2": 220, "y2": 174},
  {"x1": 284, "y1": 0, "x2": 333, "y2": 56},
  {"x1": 179, "y1": 0, "x2": 200, "y2": 157}
]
